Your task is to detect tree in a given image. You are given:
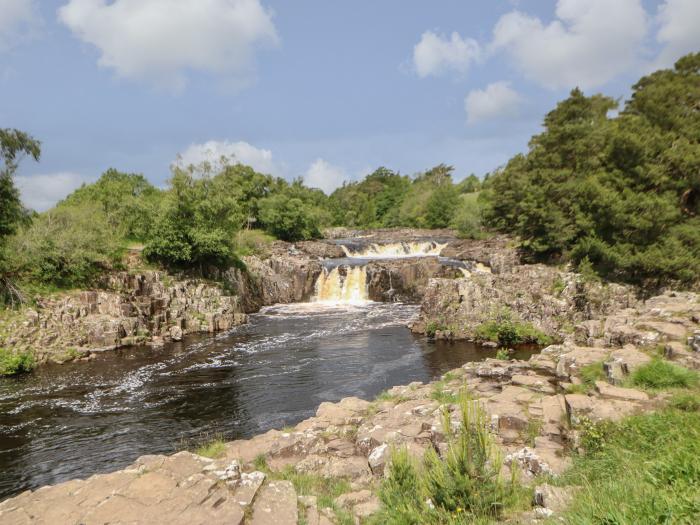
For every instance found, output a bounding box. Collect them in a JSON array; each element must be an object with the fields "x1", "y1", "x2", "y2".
[
  {"x1": 480, "y1": 52, "x2": 700, "y2": 289},
  {"x1": 143, "y1": 168, "x2": 243, "y2": 269},
  {"x1": 258, "y1": 193, "x2": 321, "y2": 242},
  {"x1": 0, "y1": 129, "x2": 40, "y2": 241}
]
